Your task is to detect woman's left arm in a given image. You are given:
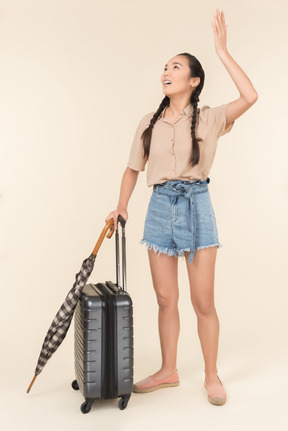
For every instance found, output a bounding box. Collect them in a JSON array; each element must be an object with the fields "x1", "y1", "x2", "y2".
[{"x1": 211, "y1": 9, "x2": 258, "y2": 127}]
